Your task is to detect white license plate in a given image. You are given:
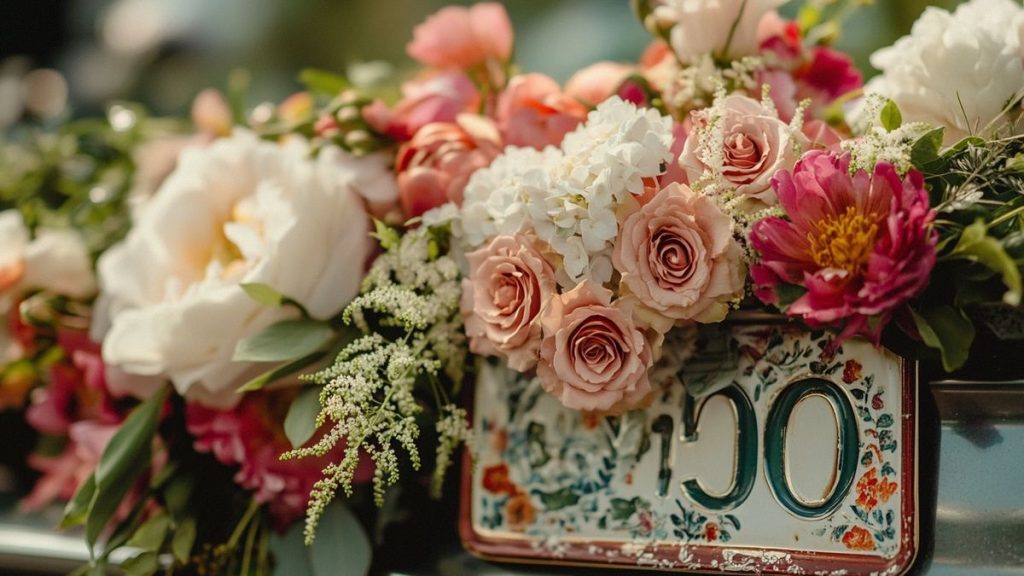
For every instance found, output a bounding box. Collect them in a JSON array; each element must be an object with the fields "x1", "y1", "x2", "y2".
[{"x1": 461, "y1": 323, "x2": 919, "y2": 574}]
